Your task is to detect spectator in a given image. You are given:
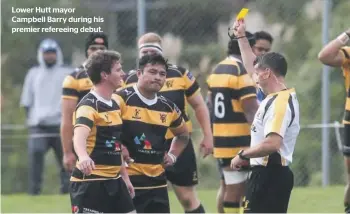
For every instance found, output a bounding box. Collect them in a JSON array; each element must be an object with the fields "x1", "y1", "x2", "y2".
[{"x1": 20, "y1": 38, "x2": 72, "y2": 195}]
